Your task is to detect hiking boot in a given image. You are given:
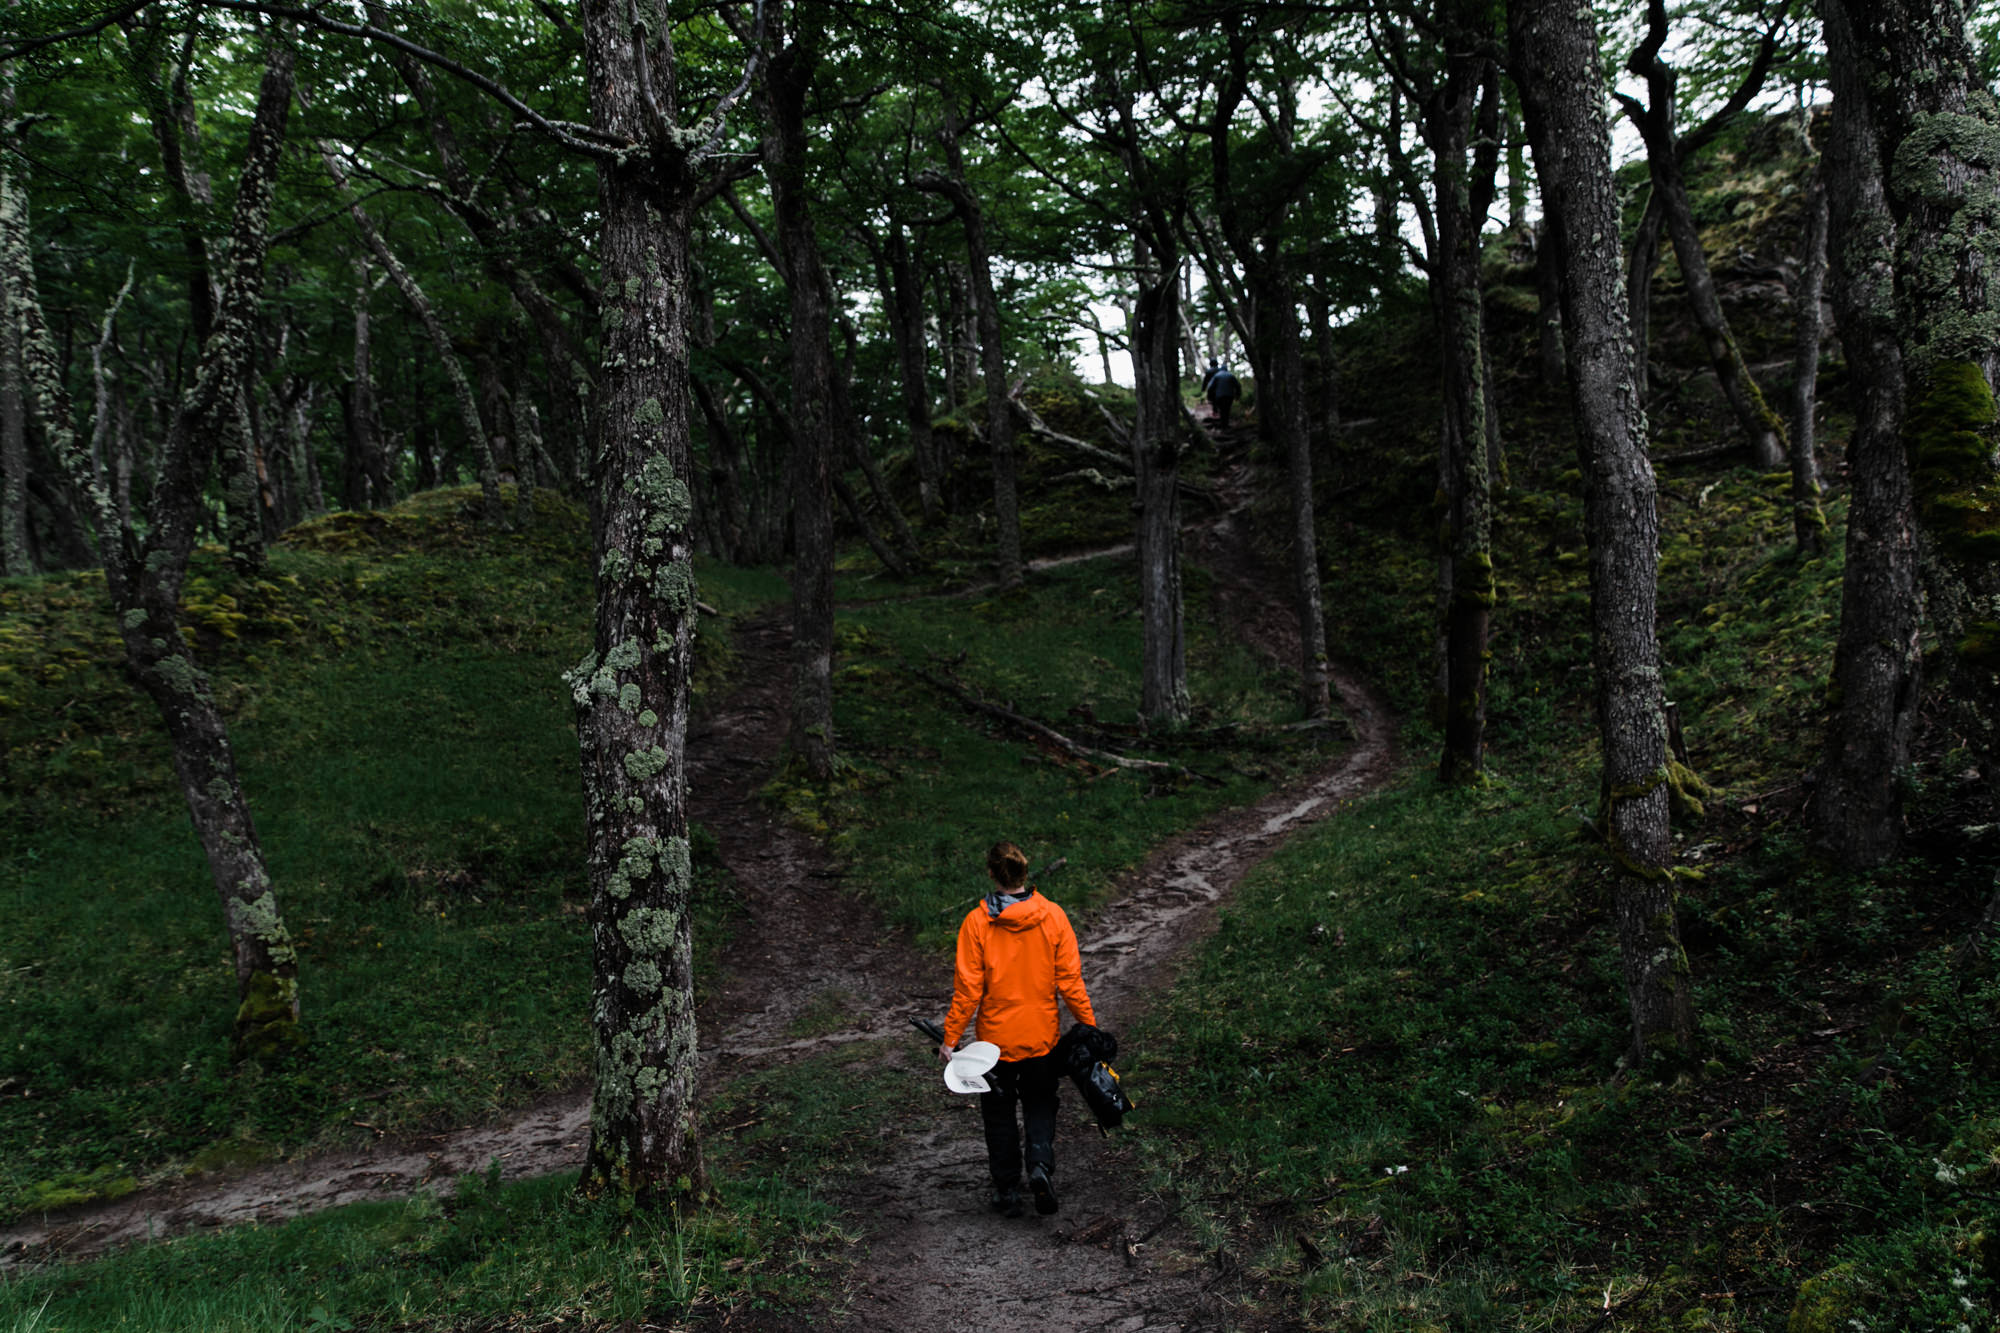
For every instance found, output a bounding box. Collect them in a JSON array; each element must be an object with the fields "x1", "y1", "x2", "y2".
[
  {"x1": 1028, "y1": 1163, "x2": 1058, "y2": 1215},
  {"x1": 990, "y1": 1184, "x2": 1024, "y2": 1218}
]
